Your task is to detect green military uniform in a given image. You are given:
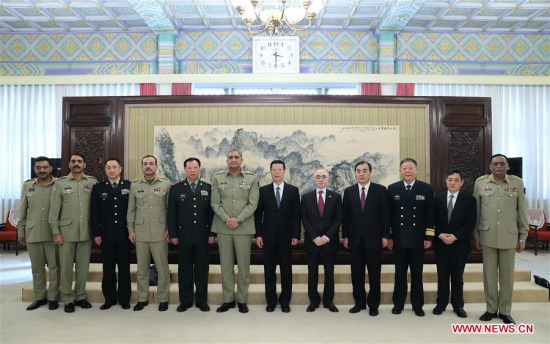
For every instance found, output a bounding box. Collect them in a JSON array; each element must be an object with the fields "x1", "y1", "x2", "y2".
[
  {"x1": 473, "y1": 174, "x2": 528, "y2": 315},
  {"x1": 49, "y1": 173, "x2": 97, "y2": 304},
  {"x1": 211, "y1": 169, "x2": 259, "y2": 303},
  {"x1": 127, "y1": 176, "x2": 172, "y2": 303},
  {"x1": 18, "y1": 177, "x2": 60, "y2": 302}
]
